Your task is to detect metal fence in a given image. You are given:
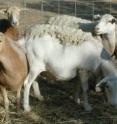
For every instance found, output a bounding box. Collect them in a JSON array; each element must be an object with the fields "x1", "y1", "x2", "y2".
[
  {"x1": 0, "y1": 0, "x2": 117, "y2": 20},
  {"x1": 25, "y1": 0, "x2": 117, "y2": 20}
]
